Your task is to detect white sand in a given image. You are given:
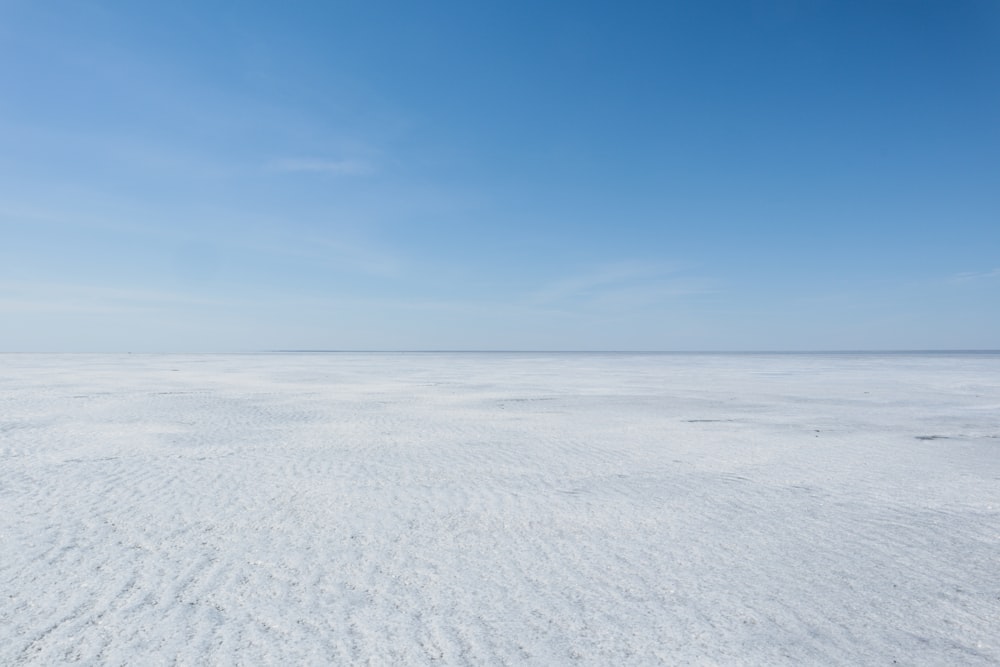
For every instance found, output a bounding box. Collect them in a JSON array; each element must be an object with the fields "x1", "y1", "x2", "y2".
[{"x1": 2, "y1": 352, "x2": 998, "y2": 665}]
